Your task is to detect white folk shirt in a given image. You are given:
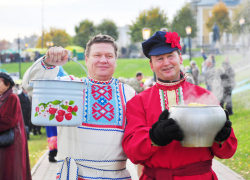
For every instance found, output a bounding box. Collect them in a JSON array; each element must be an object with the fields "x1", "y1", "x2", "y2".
[{"x1": 22, "y1": 57, "x2": 136, "y2": 180}]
